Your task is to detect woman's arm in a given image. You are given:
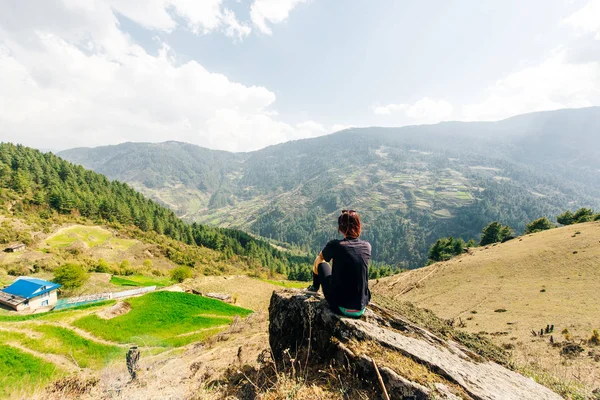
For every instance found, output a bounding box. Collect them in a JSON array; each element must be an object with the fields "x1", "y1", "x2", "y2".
[{"x1": 313, "y1": 252, "x2": 325, "y2": 275}]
